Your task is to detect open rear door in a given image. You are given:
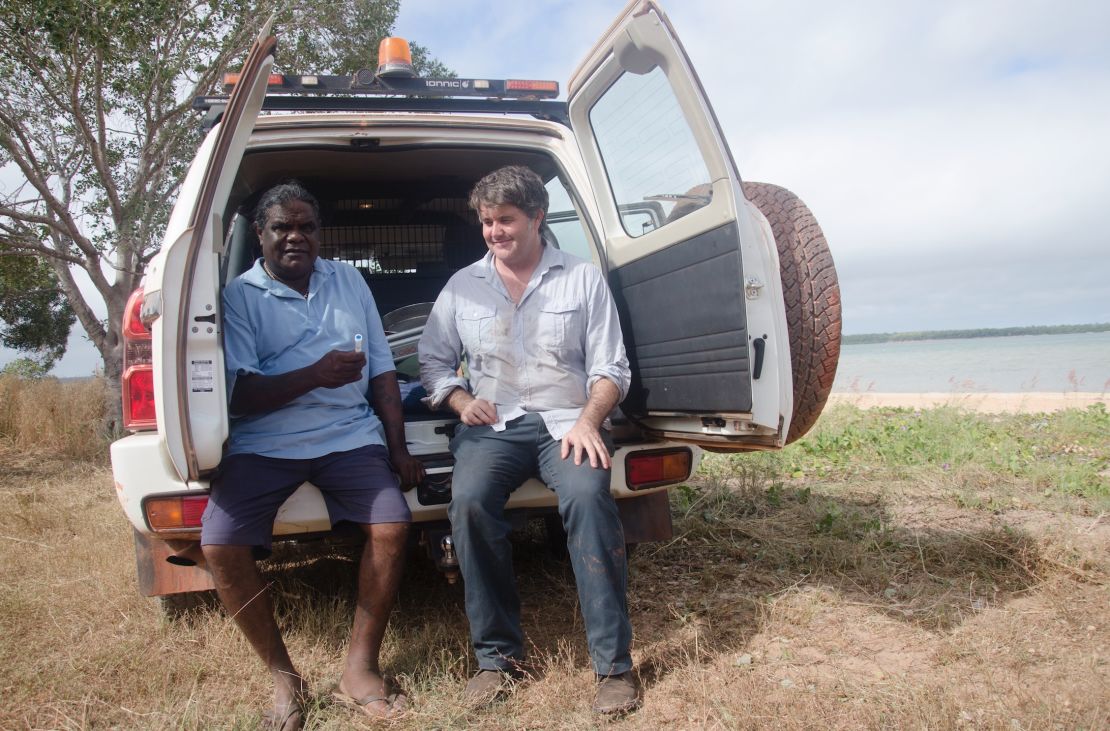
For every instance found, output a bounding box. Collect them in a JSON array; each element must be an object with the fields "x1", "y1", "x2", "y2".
[
  {"x1": 150, "y1": 26, "x2": 276, "y2": 481},
  {"x1": 568, "y1": 0, "x2": 792, "y2": 448}
]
